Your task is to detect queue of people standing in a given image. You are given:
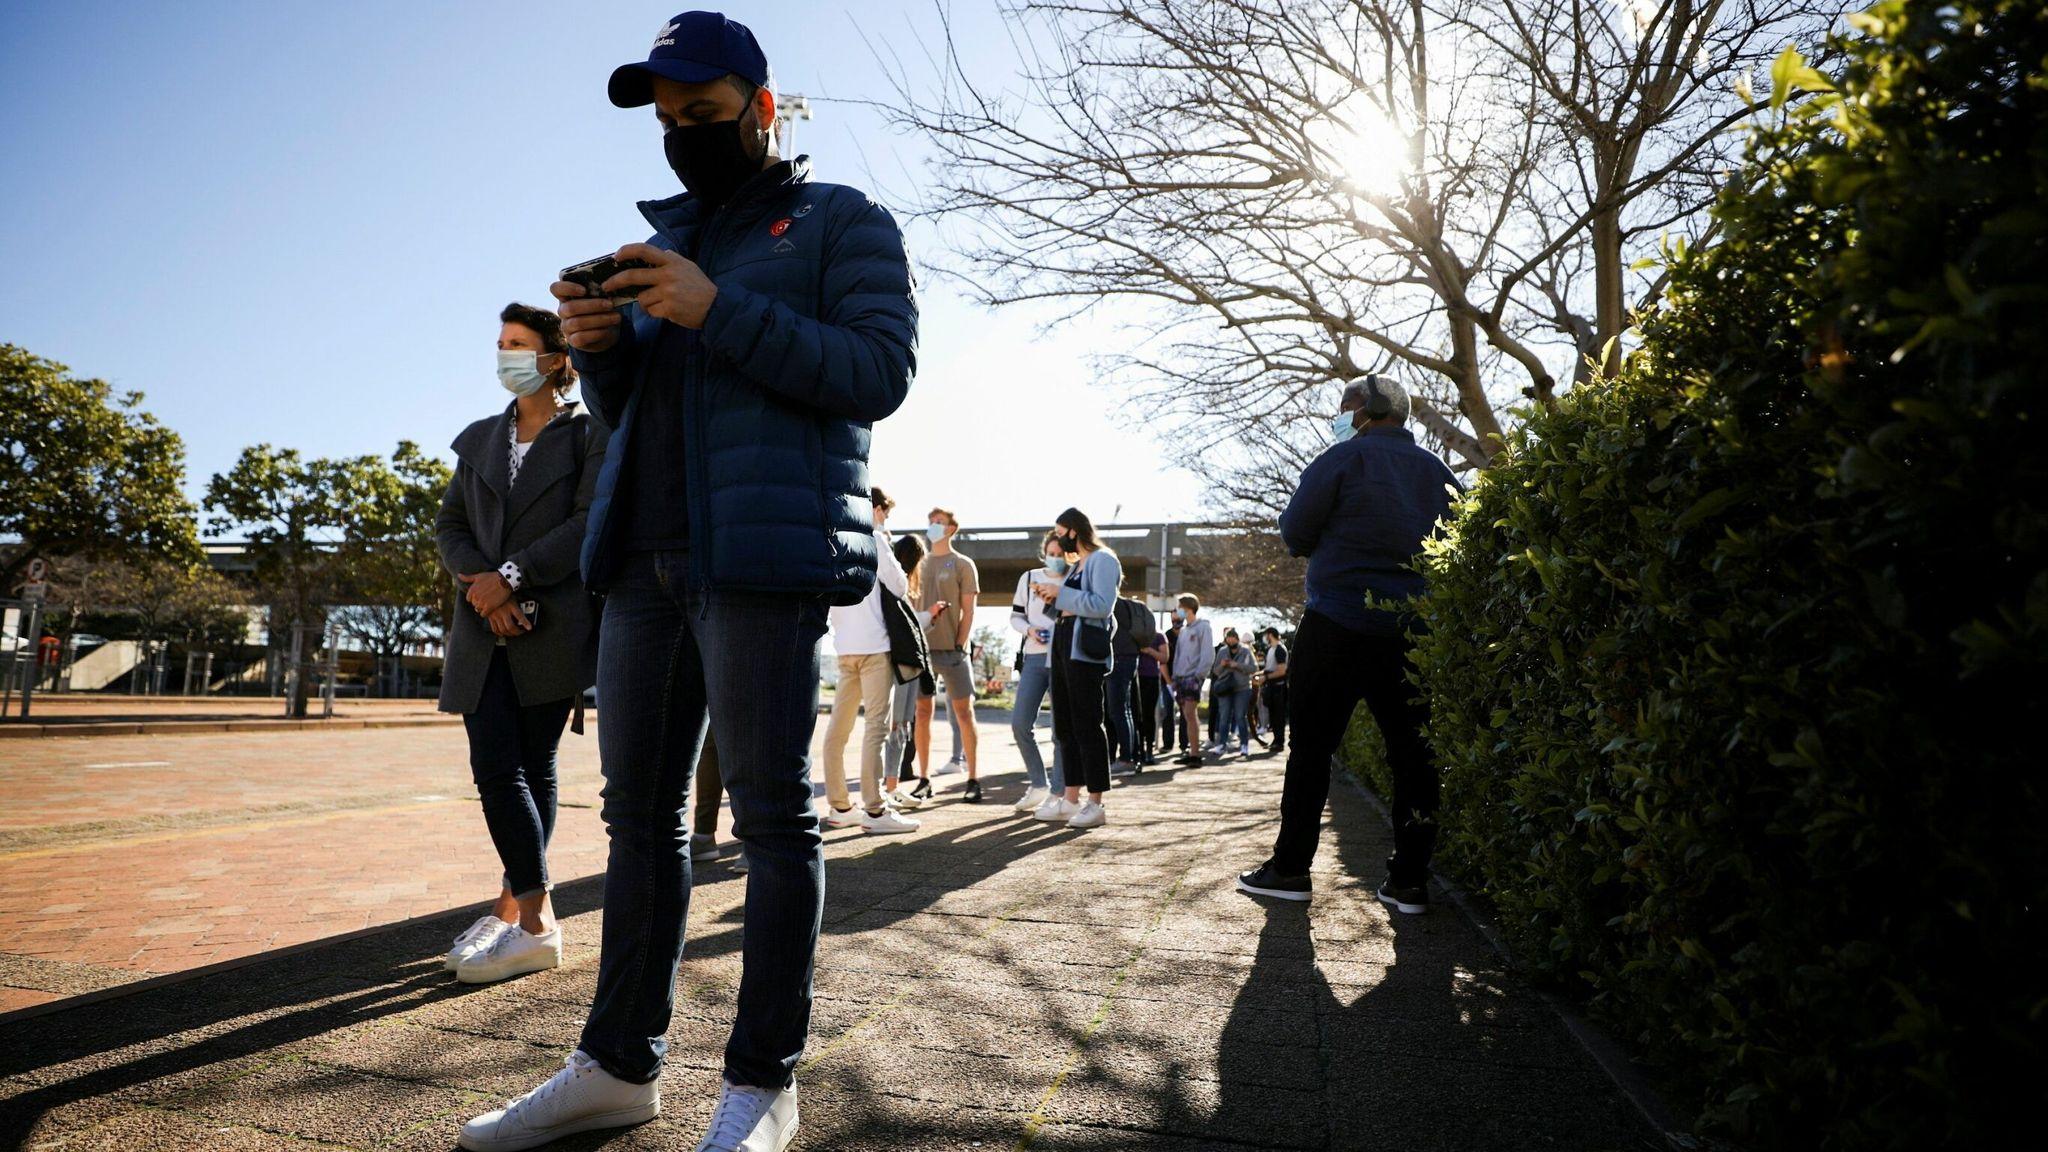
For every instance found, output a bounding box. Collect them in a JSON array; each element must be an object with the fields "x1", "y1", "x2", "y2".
[{"x1": 425, "y1": 13, "x2": 1458, "y2": 1152}]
